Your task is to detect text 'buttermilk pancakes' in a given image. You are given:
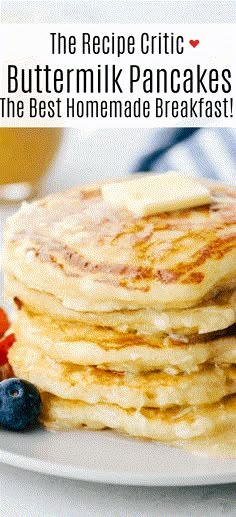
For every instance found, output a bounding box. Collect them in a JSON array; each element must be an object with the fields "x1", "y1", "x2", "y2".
[{"x1": 4, "y1": 173, "x2": 236, "y2": 452}]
